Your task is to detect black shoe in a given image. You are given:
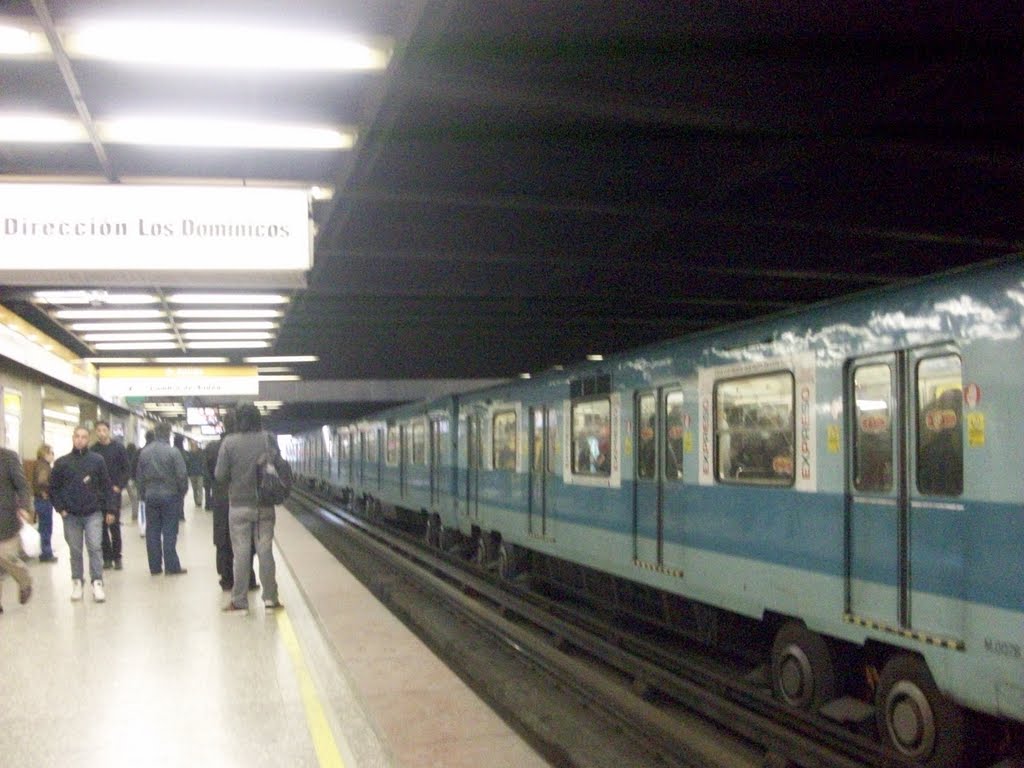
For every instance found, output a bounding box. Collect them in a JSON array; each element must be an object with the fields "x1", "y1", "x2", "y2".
[
  {"x1": 248, "y1": 581, "x2": 260, "y2": 591},
  {"x1": 19, "y1": 585, "x2": 32, "y2": 604},
  {"x1": 39, "y1": 555, "x2": 58, "y2": 563},
  {"x1": 103, "y1": 559, "x2": 113, "y2": 569},
  {"x1": 113, "y1": 559, "x2": 123, "y2": 571},
  {"x1": 166, "y1": 568, "x2": 188, "y2": 575},
  {"x1": 220, "y1": 581, "x2": 233, "y2": 592}
]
